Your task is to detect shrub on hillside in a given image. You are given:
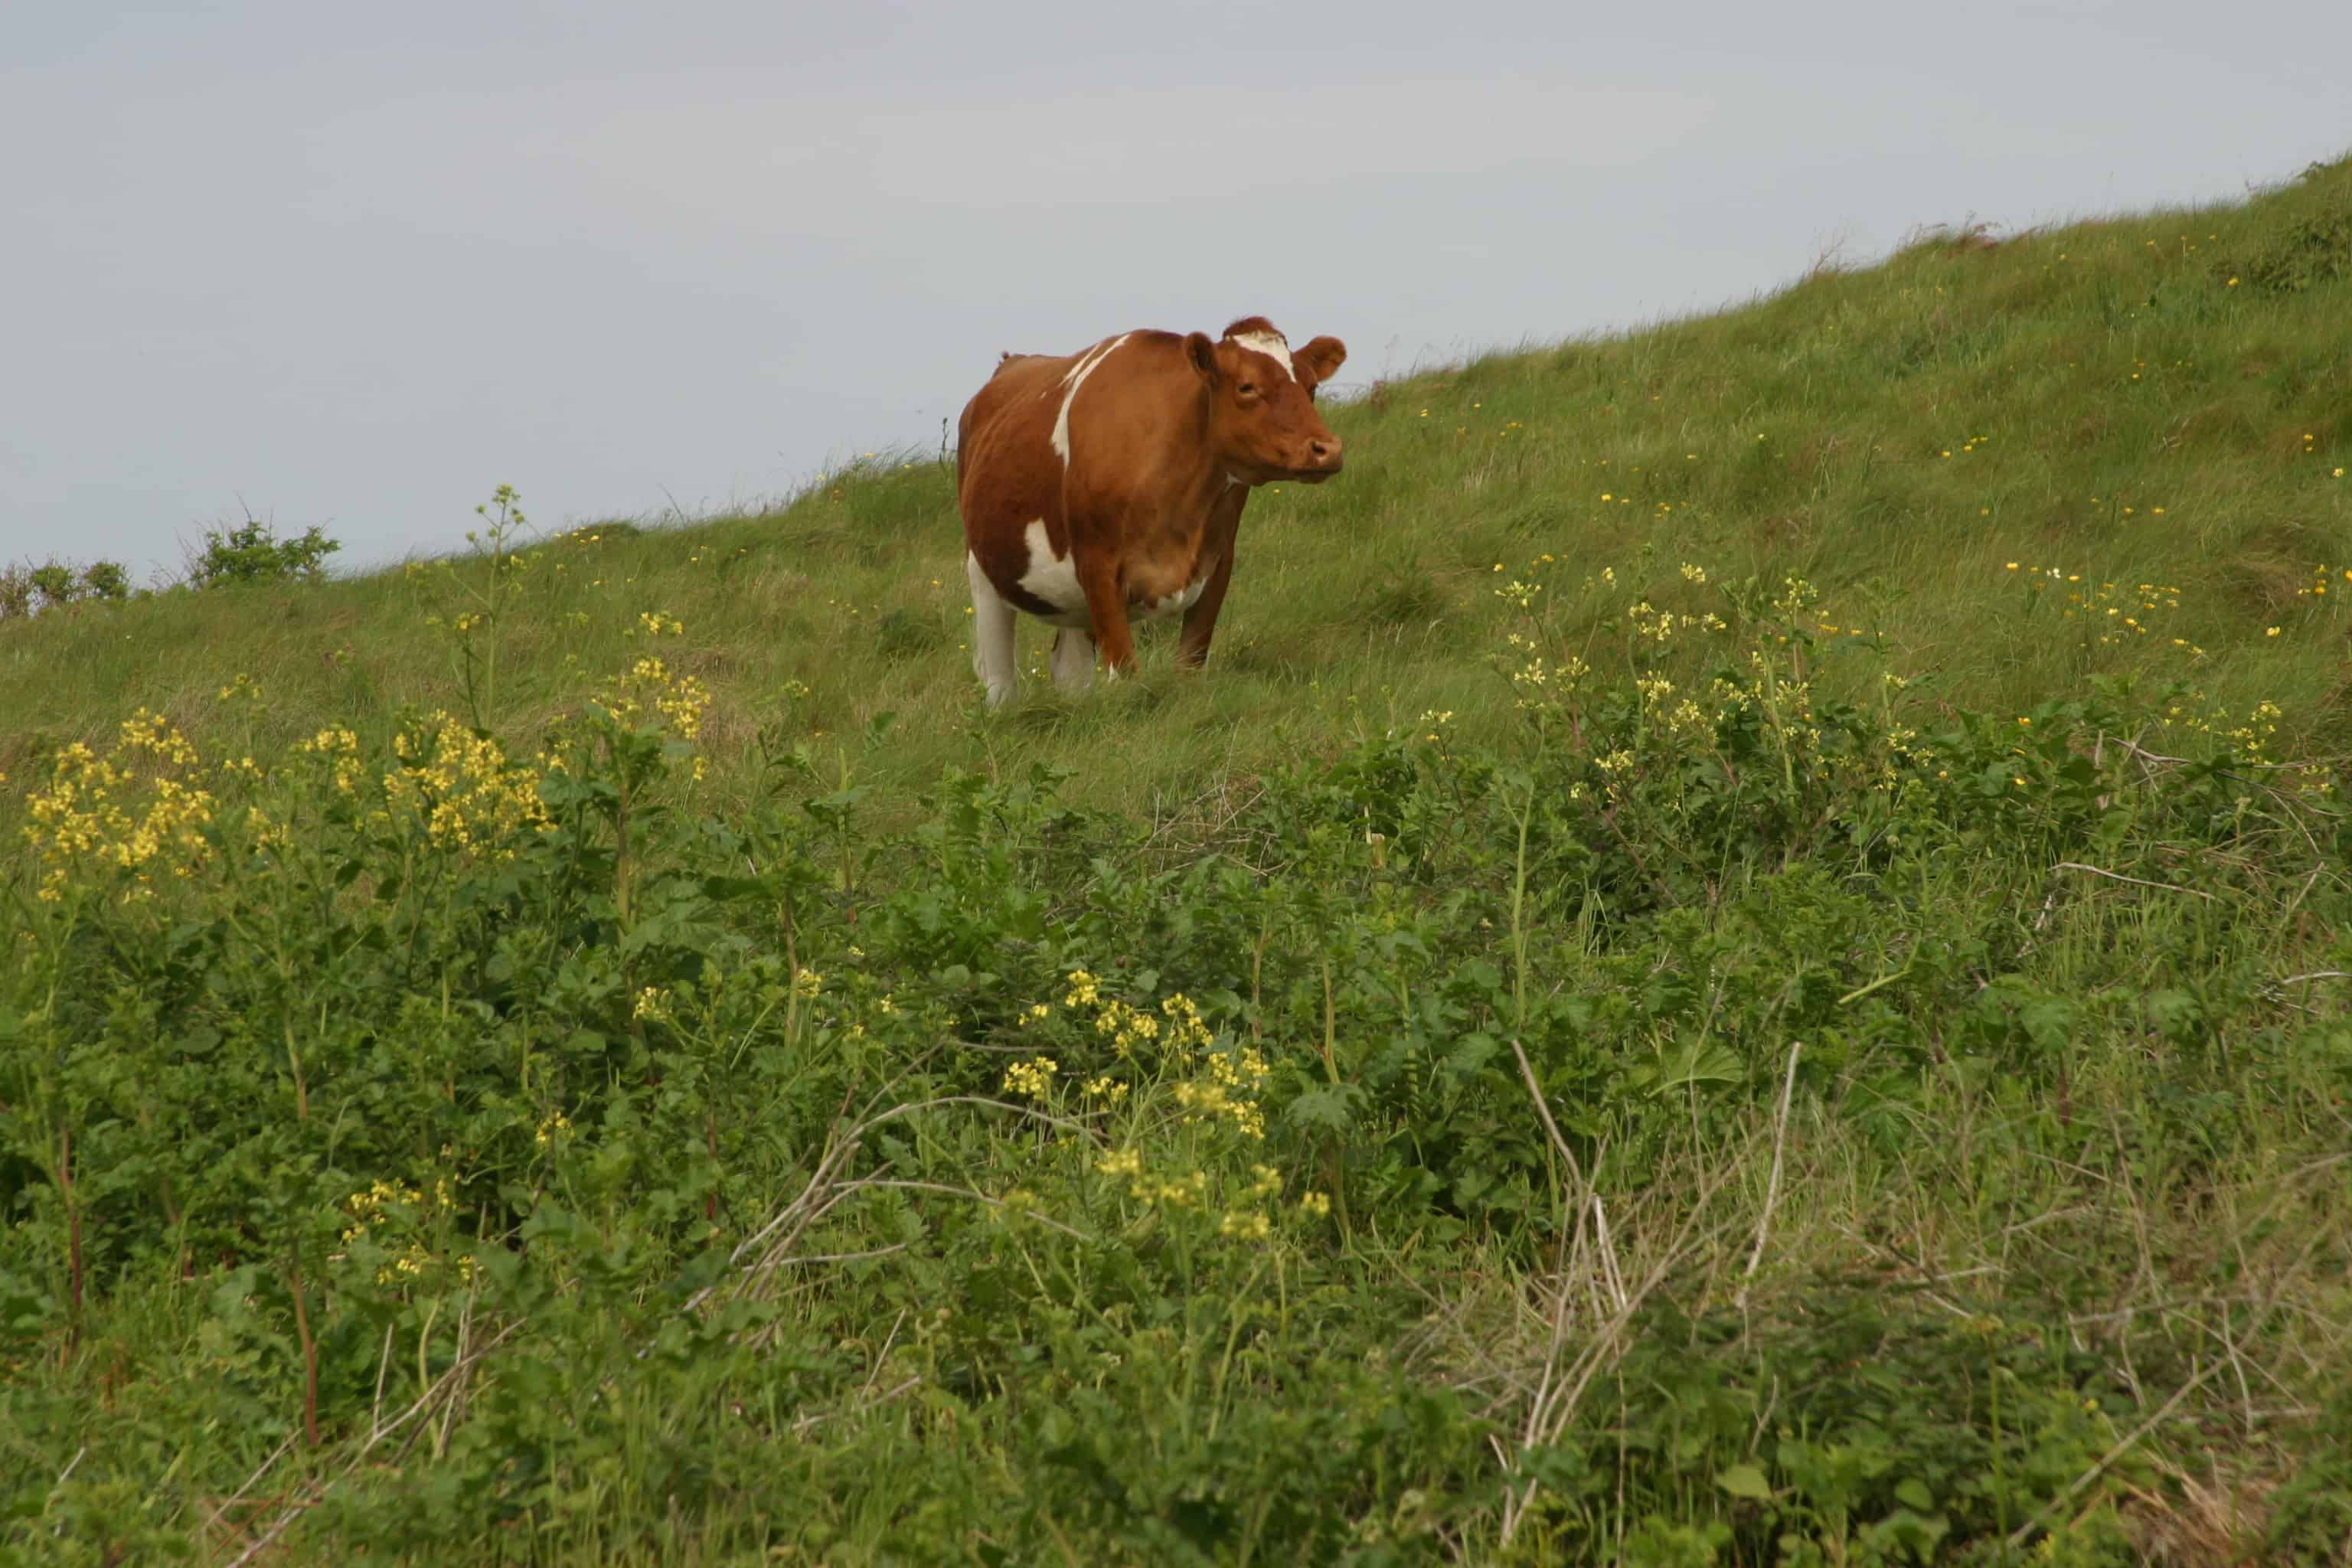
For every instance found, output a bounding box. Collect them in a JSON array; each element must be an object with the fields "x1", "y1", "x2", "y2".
[
  {"x1": 2222, "y1": 155, "x2": 2352, "y2": 296},
  {"x1": 0, "y1": 557, "x2": 135, "y2": 619},
  {"x1": 188, "y1": 518, "x2": 341, "y2": 587}
]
